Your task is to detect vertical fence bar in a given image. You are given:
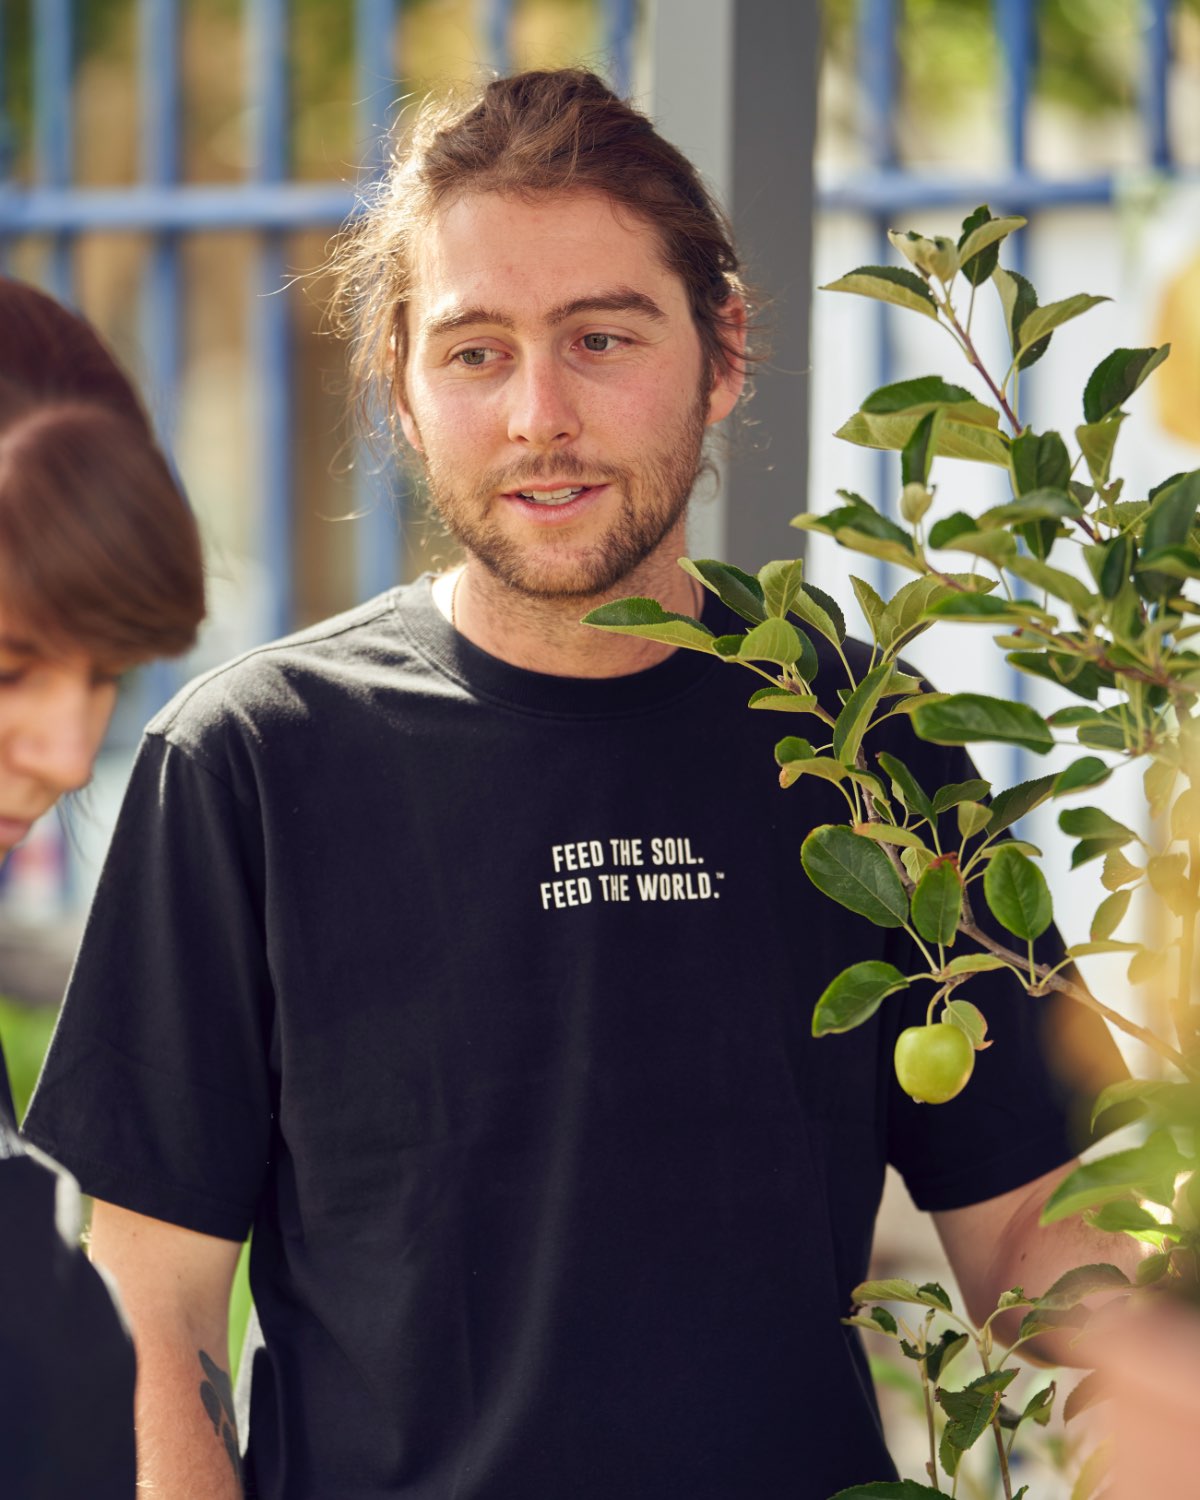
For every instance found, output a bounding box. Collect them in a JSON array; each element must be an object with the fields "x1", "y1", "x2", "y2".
[
  {"x1": 997, "y1": 0, "x2": 1036, "y2": 789},
  {"x1": 139, "y1": 0, "x2": 183, "y2": 442},
  {"x1": 605, "y1": 0, "x2": 636, "y2": 97},
  {"x1": 33, "y1": 0, "x2": 74, "y2": 301},
  {"x1": 353, "y1": 0, "x2": 403, "y2": 605},
  {"x1": 483, "y1": 0, "x2": 514, "y2": 73},
  {"x1": 251, "y1": 0, "x2": 294, "y2": 636},
  {"x1": 138, "y1": 0, "x2": 186, "y2": 719},
  {"x1": 859, "y1": 0, "x2": 898, "y2": 597},
  {"x1": 1143, "y1": 0, "x2": 1172, "y2": 169}
]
